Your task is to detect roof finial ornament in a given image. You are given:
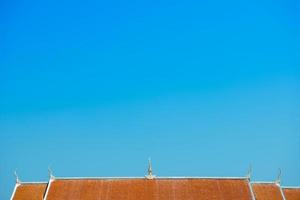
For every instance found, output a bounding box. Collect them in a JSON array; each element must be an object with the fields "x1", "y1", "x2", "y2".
[
  {"x1": 48, "y1": 166, "x2": 55, "y2": 180},
  {"x1": 275, "y1": 168, "x2": 281, "y2": 185},
  {"x1": 145, "y1": 157, "x2": 156, "y2": 179},
  {"x1": 14, "y1": 170, "x2": 20, "y2": 184},
  {"x1": 246, "y1": 164, "x2": 252, "y2": 180}
]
